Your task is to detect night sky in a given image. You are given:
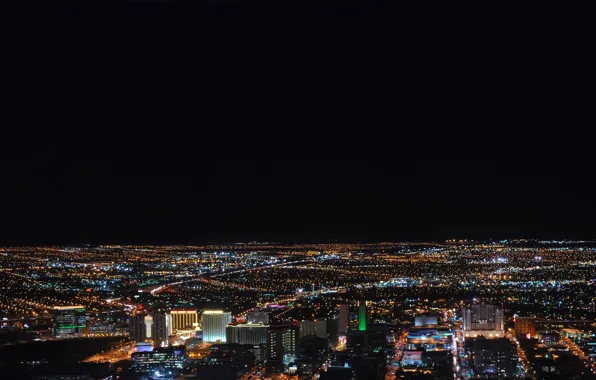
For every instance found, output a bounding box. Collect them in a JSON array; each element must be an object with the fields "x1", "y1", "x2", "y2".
[{"x1": 2, "y1": 4, "x2": 593, "y2": 244}]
